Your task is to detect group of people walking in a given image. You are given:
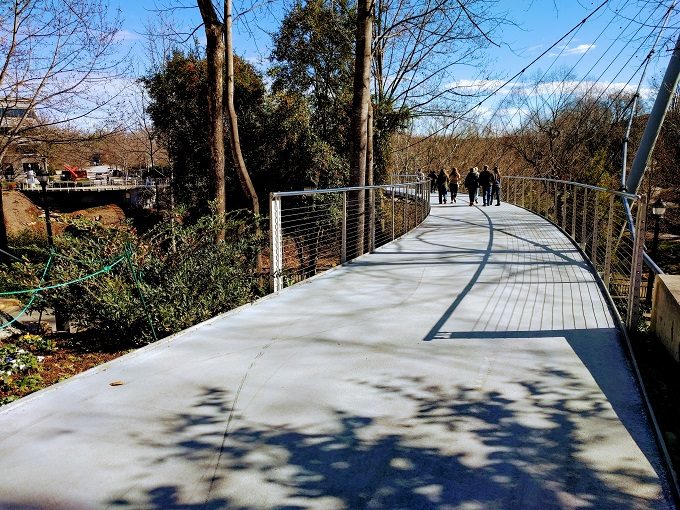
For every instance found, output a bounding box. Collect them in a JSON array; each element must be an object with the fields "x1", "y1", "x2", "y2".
[{"x1": 422, "y1": 165, "x2": 502, "y2": 206}]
